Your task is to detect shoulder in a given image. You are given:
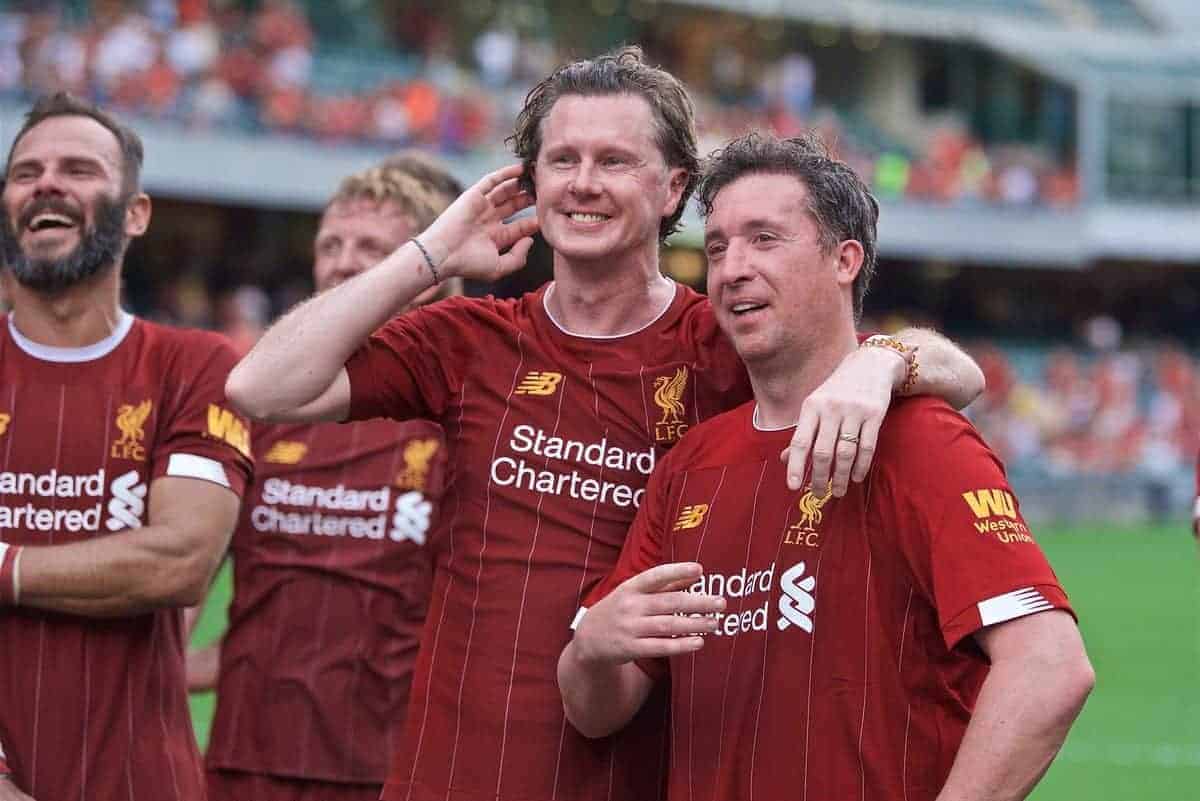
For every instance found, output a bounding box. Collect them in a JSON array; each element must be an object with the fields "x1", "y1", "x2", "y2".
[
  {"x1": 385, "y1": 291, "x2": 537, "y2": 337},
  {"x1": 874, "y1": 395, "x2": 1000, "y2": 474},
  {"x1": 134, "y1": 318, "x2": 240, "y2": 362}
]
